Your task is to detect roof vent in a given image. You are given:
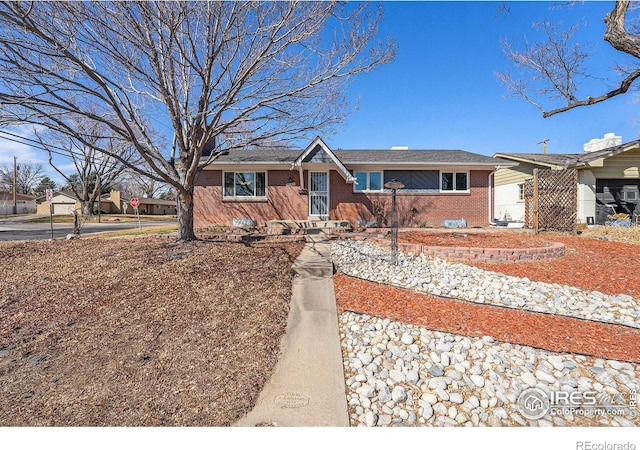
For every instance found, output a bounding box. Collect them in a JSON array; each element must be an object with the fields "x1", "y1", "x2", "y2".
[
  {"x1": 583, "y1": 133, "x2": 621, "y2": 153},
  {"x1": 390, "y1": 146, "x2": 409, "y2": 150}
]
